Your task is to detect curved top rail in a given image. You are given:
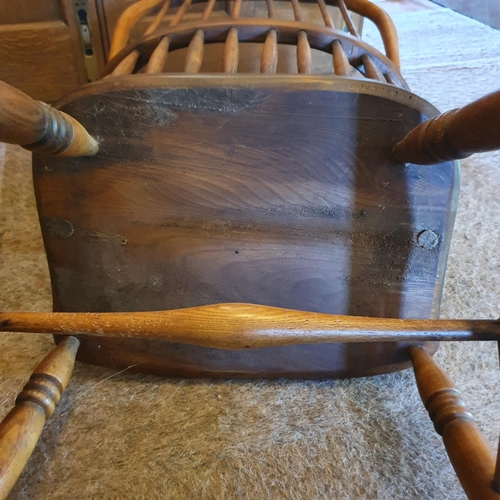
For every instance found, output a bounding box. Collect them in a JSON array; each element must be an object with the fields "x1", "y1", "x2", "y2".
[
  {"x1": 103, "y1": 18, "x2": 406, "y2": 87},
  {"x1": 108, "y1": 0, "x2": 399, "y2": 66}
]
